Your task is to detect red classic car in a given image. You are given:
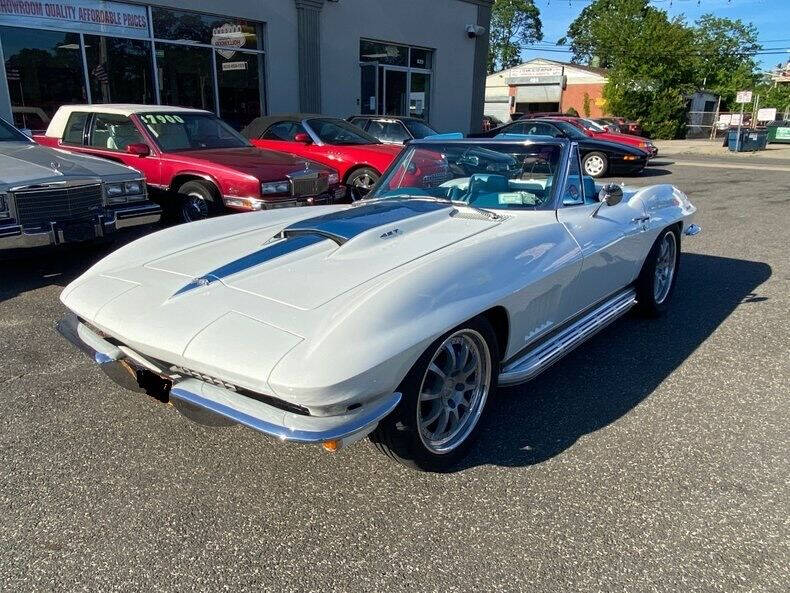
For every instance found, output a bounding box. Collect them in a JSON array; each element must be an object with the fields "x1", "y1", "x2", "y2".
[
  {"x1": 548, "y1": 116, "x2": 657, "y2": 157},
  {"x1": 35, "y1": 105, "x2": 343, "y2": 222},
  {"x1": 241, "y1": 115, "x2": 402, "y2": 196}
]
